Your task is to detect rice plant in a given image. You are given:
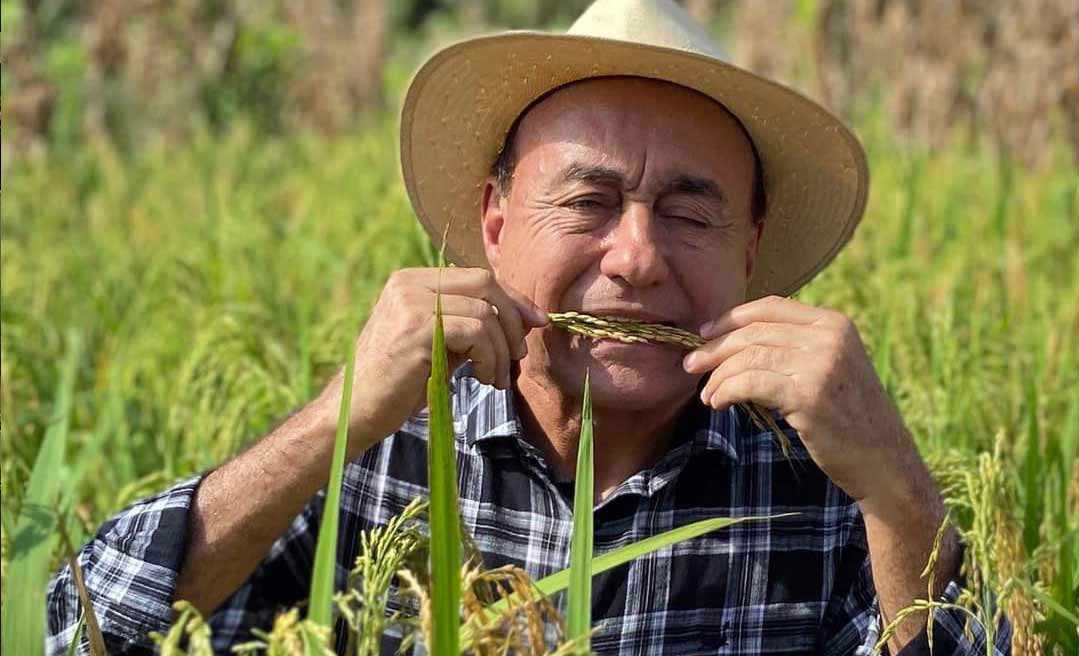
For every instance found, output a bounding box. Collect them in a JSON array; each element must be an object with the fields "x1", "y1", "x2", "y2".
[{"x1": 2, "y1": 116, "x2": 1076, "y2": 653}]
